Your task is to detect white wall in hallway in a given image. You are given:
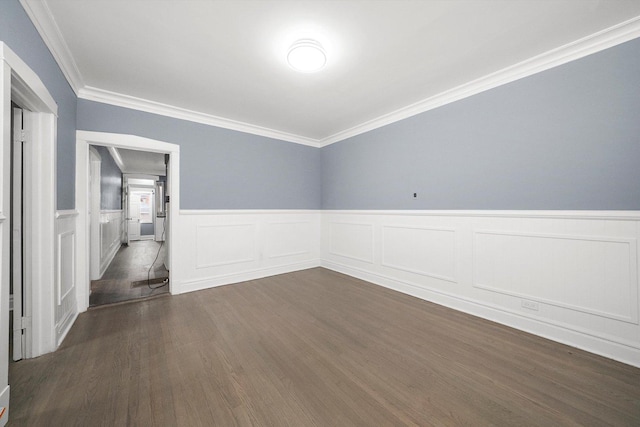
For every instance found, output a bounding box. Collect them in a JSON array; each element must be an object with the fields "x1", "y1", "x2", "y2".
[
  {"x1": 55, "y1": 210, "x2": 78, "y2": 347},
  {"x1": 99, "y1": 210, "x2": 123, "y2": 278}
]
